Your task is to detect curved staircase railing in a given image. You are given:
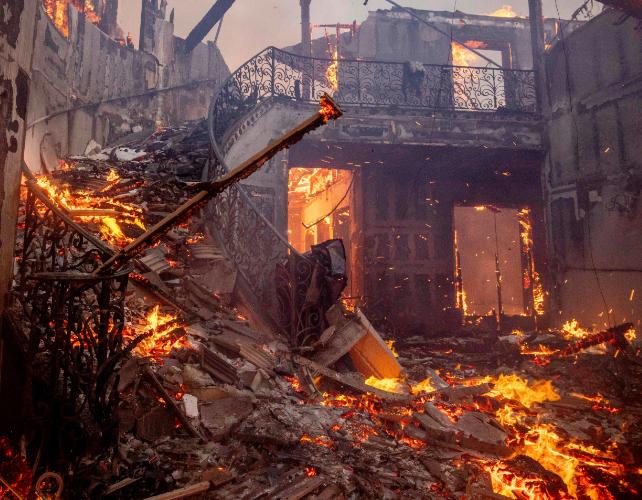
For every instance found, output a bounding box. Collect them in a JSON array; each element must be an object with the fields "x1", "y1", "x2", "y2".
[{"x1": 206, "y1": 46, "x2": 538, "y2": 331}]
